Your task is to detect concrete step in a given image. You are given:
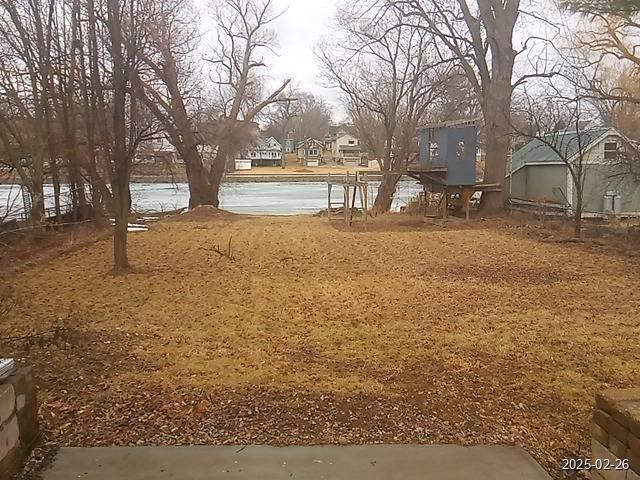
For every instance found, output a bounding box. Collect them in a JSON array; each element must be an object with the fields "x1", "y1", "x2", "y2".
[{"x1": 42, "y1": 445, "x2": 551, "y2": 480}]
